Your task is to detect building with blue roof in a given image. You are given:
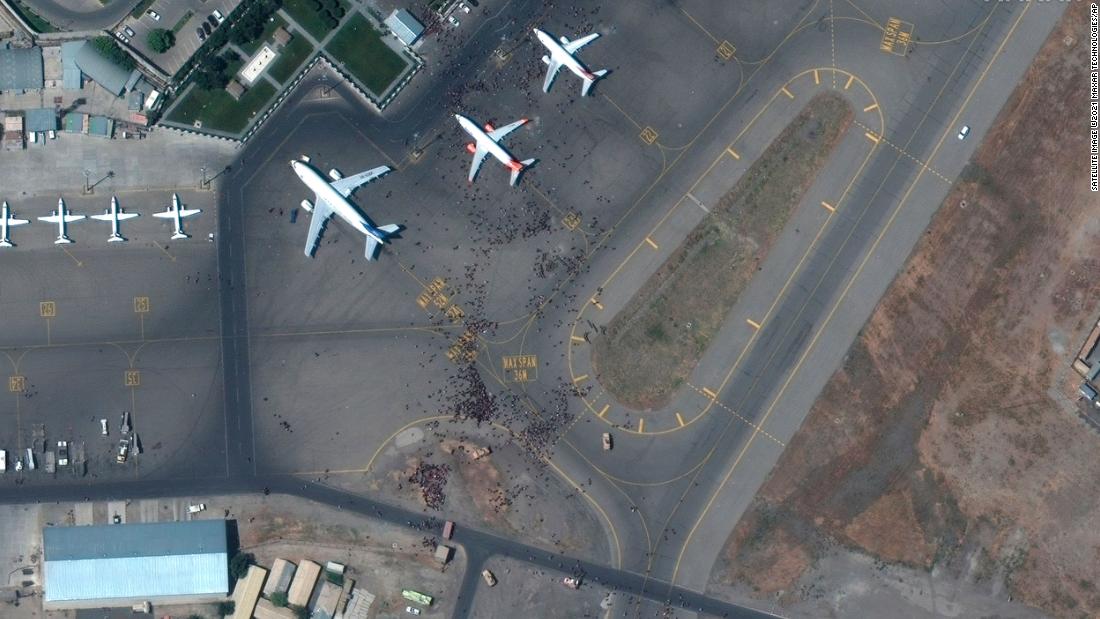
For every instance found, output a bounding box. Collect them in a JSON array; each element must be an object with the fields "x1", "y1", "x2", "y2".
[
  {"x1": 43, "y1": 520, "x2": 229, "y2": 609},
  {"x1": 0, "y1": 45, "x2": 43, "y2": 91},
  {"x1": 385, "y1": 9, "x2": 424, "y2": 47}
]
